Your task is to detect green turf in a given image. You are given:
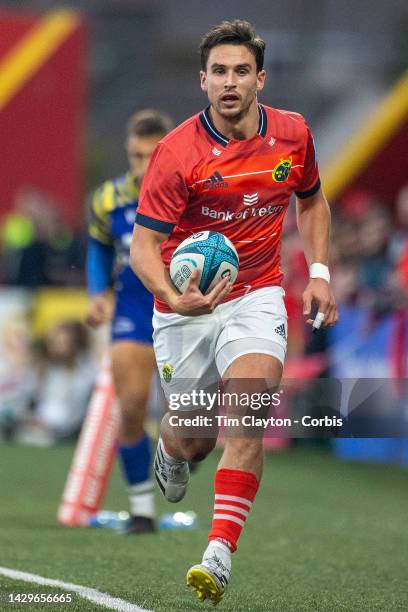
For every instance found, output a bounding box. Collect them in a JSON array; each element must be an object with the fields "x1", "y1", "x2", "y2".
[{"x1": 0, "y1": 442, "x2": 407, "y2": 611}]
